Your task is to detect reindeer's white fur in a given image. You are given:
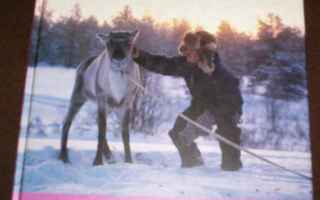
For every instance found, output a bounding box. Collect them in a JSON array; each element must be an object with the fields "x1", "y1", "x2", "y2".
[
  {"x1": 109, "y1": 67, "x2": 129, "y2": 103},
  {"x1": 83, "y1": 50, "x2": 110, "y2": 99}
]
